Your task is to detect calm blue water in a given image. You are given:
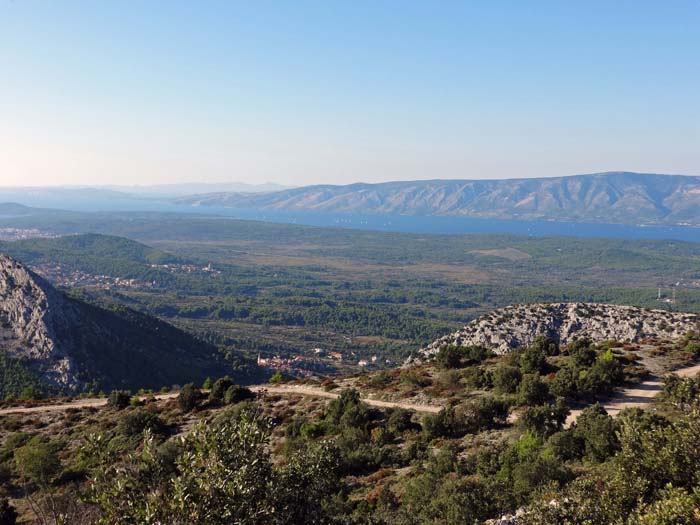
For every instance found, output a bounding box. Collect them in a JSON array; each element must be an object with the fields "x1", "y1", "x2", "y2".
[{"x1": 3, "y1": 191, "x2": 700, "y2": 243}]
